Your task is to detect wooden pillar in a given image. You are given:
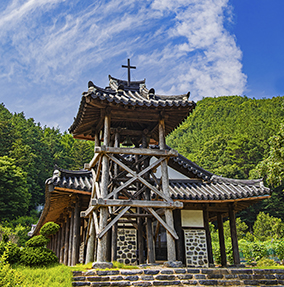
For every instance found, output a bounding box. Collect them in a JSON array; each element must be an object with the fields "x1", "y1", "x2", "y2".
[
  {"x1": 228, "y1": 203, "x2": 240, "y2": 265},
  {"x1": 86, "y1": 218, "x2": 95, "y2": 263},
  {"x1": 142, "y1": 135, "x2": 155, "y2": 263},
  {"x1": 203, "y1": 206, "x2": 214, "y2": 266},
  {"x1": 85, "y1": 133, "x2": 100, "y2": 264},
  {"x1": 68, "y1": 209, "x2": 74, "y2": 266},
  {"x1": 60, "y1": 222, "x2": 65, "y2": 264},
  {"x1": 72, "y1": 199, "x2": 81, "y2": 266},
  {"x1": 159, "y1": 117, "x2": 176, "y2": 262},
  {"x1": 56, "y1": 227, "x2": 61, "y2": 259},
  {"x1": 64, "y1": 216, "x2": 70, "y2": 265},
  {"x1": 217, "y1": 213, "x2": 227, "y2": 267},
  {"x1": 173, "y1": 209, "x2": 185, "y2": 264},
  {"x1": 97, "y1": 111, "x2": 110, "y2": 262},
  {"x1": 111, "y1": 131, "x2": 119, "y2": 262}
]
